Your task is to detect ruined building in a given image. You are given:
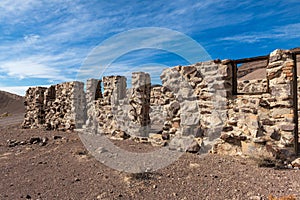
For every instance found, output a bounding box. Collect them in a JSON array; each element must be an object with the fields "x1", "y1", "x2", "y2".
[{"x1": 22, "y1": 49, "x2": 300, "y2": 160}]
